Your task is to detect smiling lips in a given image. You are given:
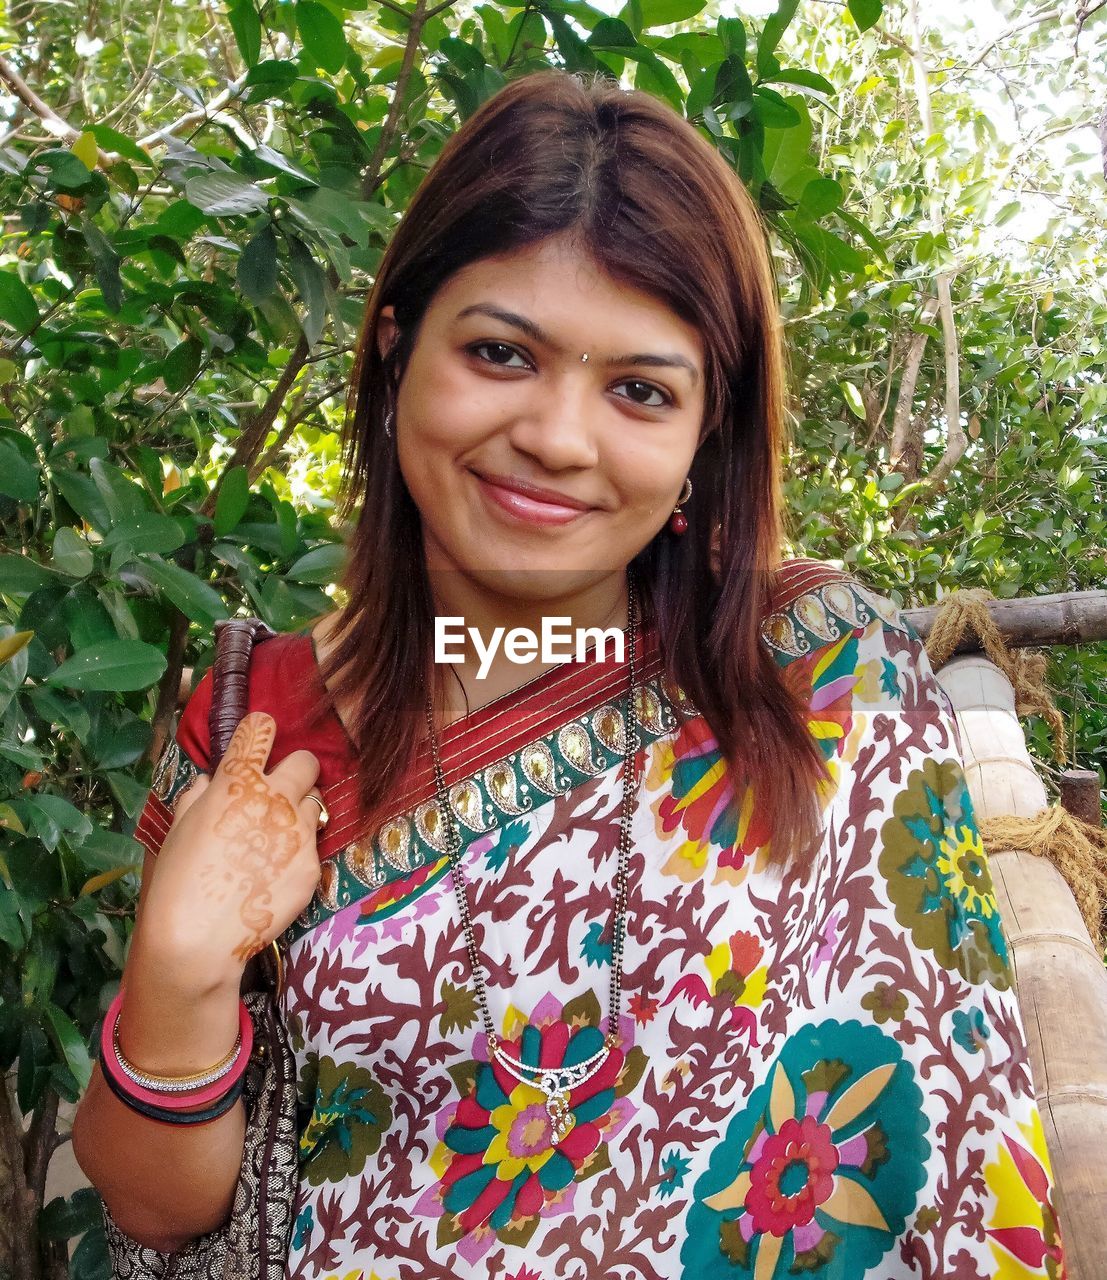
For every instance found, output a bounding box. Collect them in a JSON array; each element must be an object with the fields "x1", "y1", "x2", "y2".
[{"x1": 473, "y1": 470, "x2": 594, "y2": 526}]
